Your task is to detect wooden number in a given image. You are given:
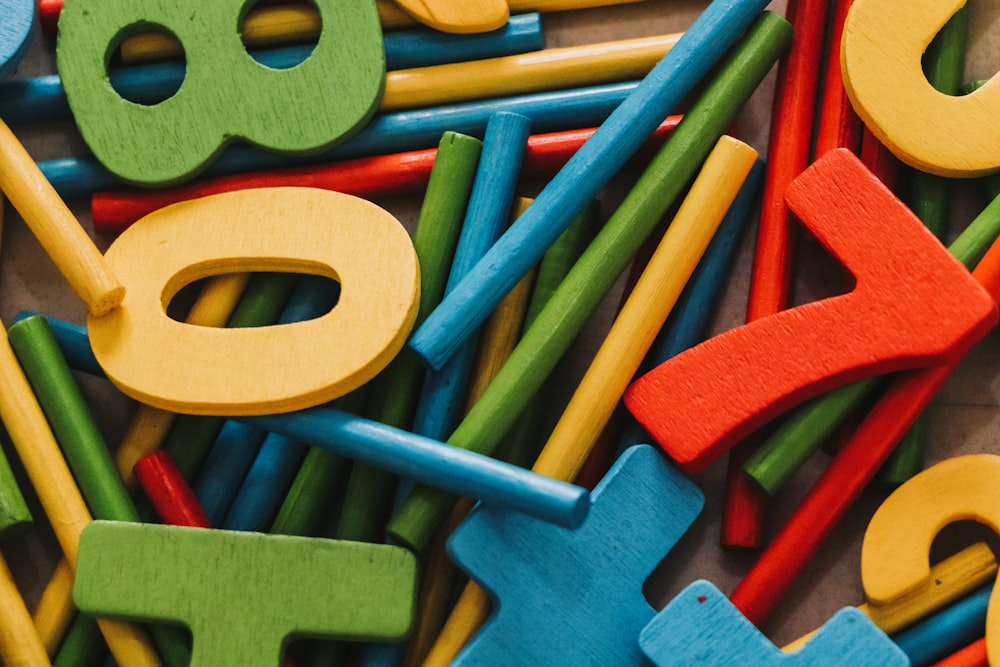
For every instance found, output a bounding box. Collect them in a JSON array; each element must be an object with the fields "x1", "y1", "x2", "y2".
[
  {"x1": 74, "y1": 521, "x2": 417, "y2": 667},
  {"x1": 87, "y1": 187, "x2": 419, "y2": 416},
  {"x1": 625, "y1": 149, "x2": 997, "y2": 473},
  {"x1": 445, "y1": 446, "x2": 703, "y2": 666},
  {"x1": 862, "y1": 455, "x2": 1000, "y2": 666},
  {"x1": 640, "y1": 580, "x2": 907, "y2": 666},
  {"x1": 56, "y1": 0, "x2": 384, "y2": 186},
  {"x1": 0, "y1": 0, "x2": 33, "y2": 78},
  {"x1": 842, "y1": 0, "x2": 1000, "y2": 177}
]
